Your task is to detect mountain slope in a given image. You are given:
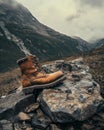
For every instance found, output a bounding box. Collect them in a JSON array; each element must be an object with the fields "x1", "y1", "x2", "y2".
[
  {"x1": 84, "y1": 45, "x2": 104, "y2": 97},
  {"x1": 94, "y1": 39, "x2": 104, "y2": 48},
  {"x1": 89, "y1": 38, "x2": 104, "y2": 50},
  {"x1": 0, "y1": 0, "x2": 90, "y2": 72}
]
